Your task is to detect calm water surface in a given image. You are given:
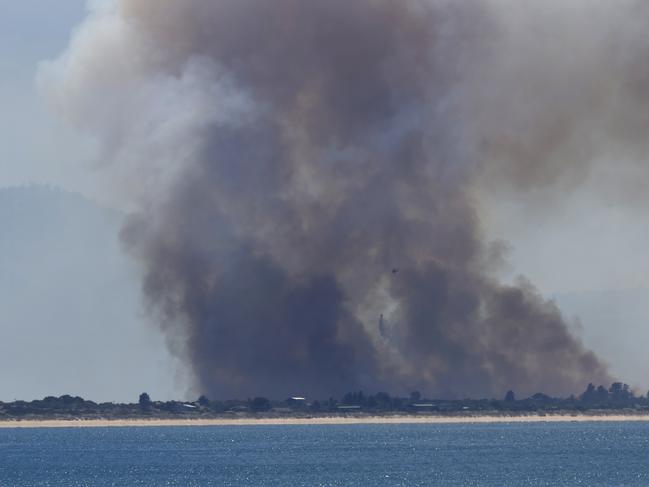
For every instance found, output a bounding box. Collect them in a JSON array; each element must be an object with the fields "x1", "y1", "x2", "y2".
[{"x1": 1, "y1": 421, "x2": 648, "y2": 486}]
